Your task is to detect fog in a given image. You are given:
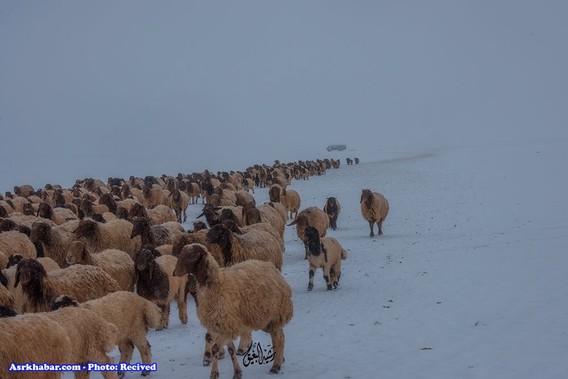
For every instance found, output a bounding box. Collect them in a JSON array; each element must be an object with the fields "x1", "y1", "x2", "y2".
[{"x1": 1, "y1": 1, "x2": 567, "y2": 191}]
